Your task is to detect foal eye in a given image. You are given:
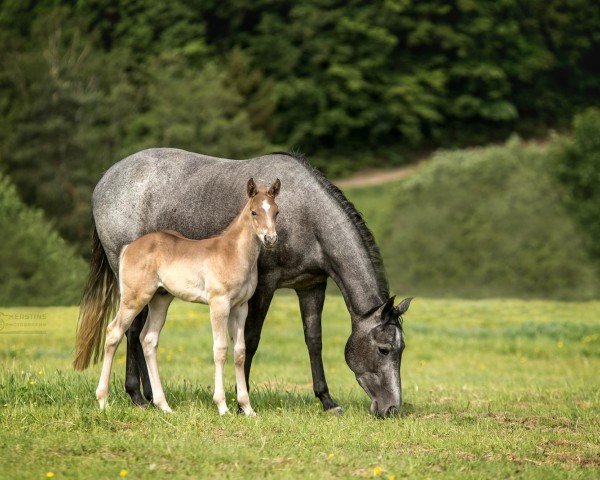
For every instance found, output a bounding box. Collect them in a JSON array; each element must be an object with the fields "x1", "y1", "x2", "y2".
[
  {"x1": 251, "y1": 211, "x2": 257, "y2": 216},
  {"x1": 378, "y1": 347, "x2": 390, "y2": 356}
]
